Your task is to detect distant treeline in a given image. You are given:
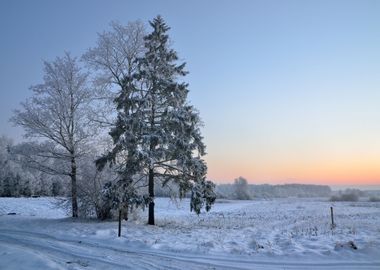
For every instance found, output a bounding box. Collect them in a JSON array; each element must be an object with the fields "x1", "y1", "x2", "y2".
[
  {"x1": 216, "y1": 183, "x2": 332, "y2": 199},
  {"x1": 154, "y1": 178, "x2": 333, "y2": 199}
]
